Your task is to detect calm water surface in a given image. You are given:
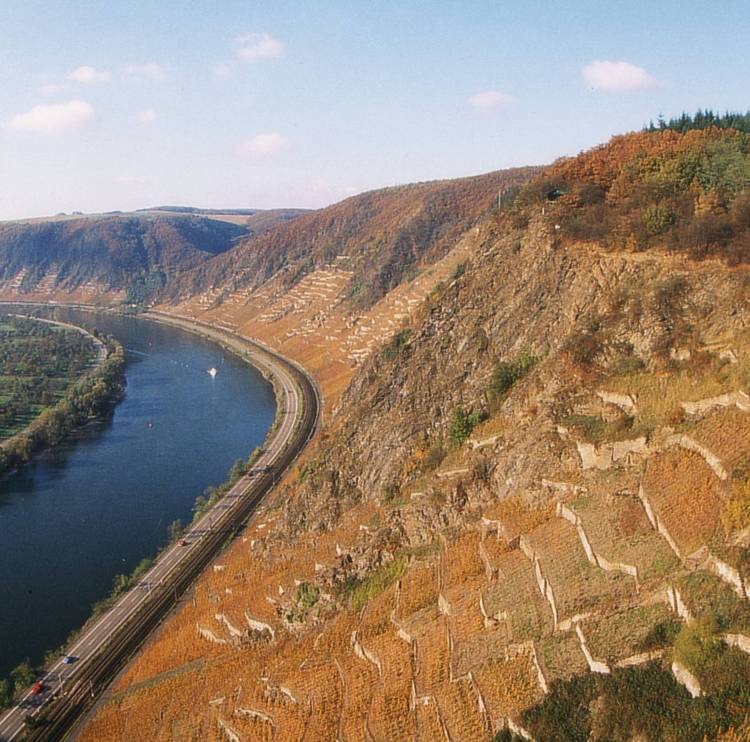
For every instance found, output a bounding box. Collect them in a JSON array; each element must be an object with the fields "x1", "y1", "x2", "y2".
[{"x1": 0, "y1": 309, "x2": 276, "y2": 677}]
